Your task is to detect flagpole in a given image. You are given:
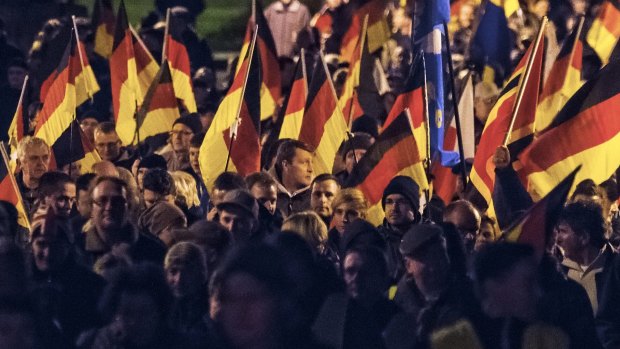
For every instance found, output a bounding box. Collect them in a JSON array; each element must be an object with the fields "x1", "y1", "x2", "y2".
[
  {"x1": 443, "y1": 21, "x2": 469, "y2": 190},
  {"x1": 162, "y1": 8, "x2": 171, "y2": 64},
  {"x1": 300, "y1": 48, "x2": 308, "y2": 96},
  {"x1": 225, "y1": 25, "x2": 259, "y2": 172},
  {"x1": 420, "y1": 53, "x2": 431, "y2": 170},
  {"x1": 558, "y1": 16, "x2": 584, "y2": 111},
  {"x1": 8, "y1": 75, "x2": 29, "y2": 148},
  {"x1": 71, "y1": 16, "x2": 94, "y2": 103},
  {"x1": 0, "y1": 142, "x2": 30, "y2": 228},
  {"x1": 503, "y1": 16, "x2": 547, "y2": 145}
]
